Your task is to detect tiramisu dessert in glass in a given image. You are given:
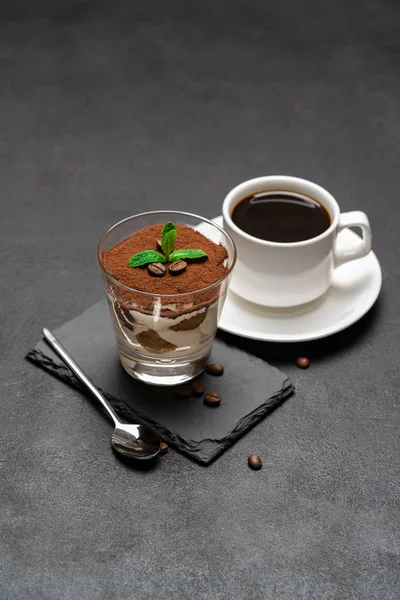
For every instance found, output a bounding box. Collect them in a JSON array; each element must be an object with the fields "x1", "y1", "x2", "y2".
[{"x1": 98, "y1": 211, "x2": 236, "y2": 385}]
